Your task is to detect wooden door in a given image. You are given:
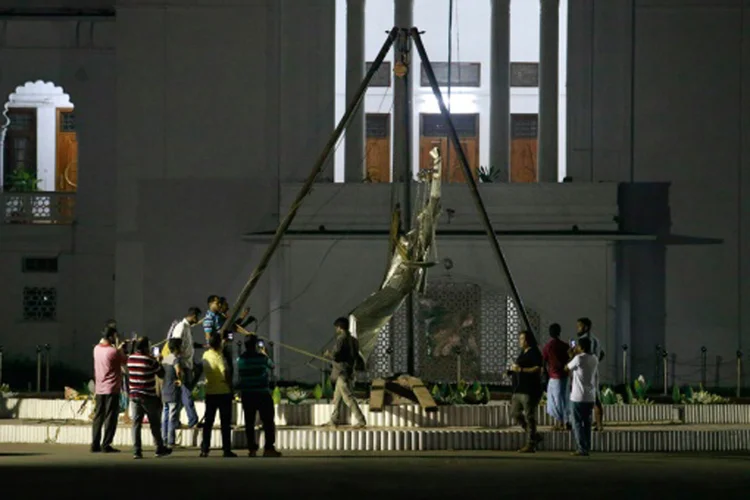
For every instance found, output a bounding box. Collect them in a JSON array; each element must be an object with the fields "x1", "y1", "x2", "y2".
[
  {"x1": 510, "y1": 114, "x2": 538, "y2": 182},
  {"x1": 365, "y1": 113, "x2": 390, "y2": 182},
  {"x1": 446, "y1": 137, "x2": 479, "y2": 183},
  {"x1": 56, "y1": 109, "x2": 78, "y2": 192},
  {"x1": 419, "y1": 113, "x2": 479, "y2": 183},
  {"x1": 2, "y1": 108, "x2": 37, "y2": 189}
]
